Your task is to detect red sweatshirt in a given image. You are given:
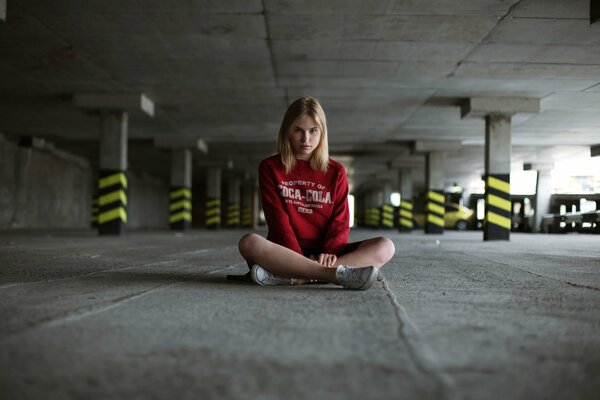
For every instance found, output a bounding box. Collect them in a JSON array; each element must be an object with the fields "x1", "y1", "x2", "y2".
[{"x1": 259, "y1": 154, "x2": 350, "y2": 256}]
